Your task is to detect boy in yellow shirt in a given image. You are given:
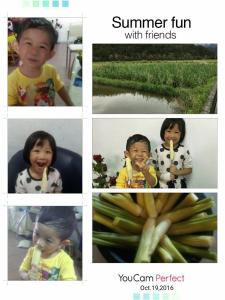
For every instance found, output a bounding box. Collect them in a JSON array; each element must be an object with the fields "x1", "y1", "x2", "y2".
[
  {"x1": 8, "y1": 18, "x2": 73, "y2": 106},
  {"x1": 116, "y1": 134, "x2": 157, "y2": 188},
  {"x1": 19, "y1": 206, "x2": 77, "y2": 280}
]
